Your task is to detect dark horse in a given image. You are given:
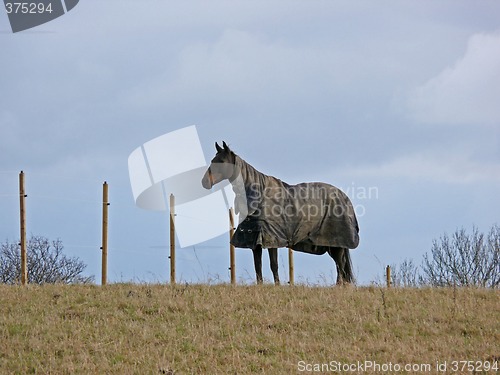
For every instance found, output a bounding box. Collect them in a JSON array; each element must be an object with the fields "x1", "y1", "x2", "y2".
[{"x1": 202, "y1": 142, "x2": 359, "y2": 285}]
